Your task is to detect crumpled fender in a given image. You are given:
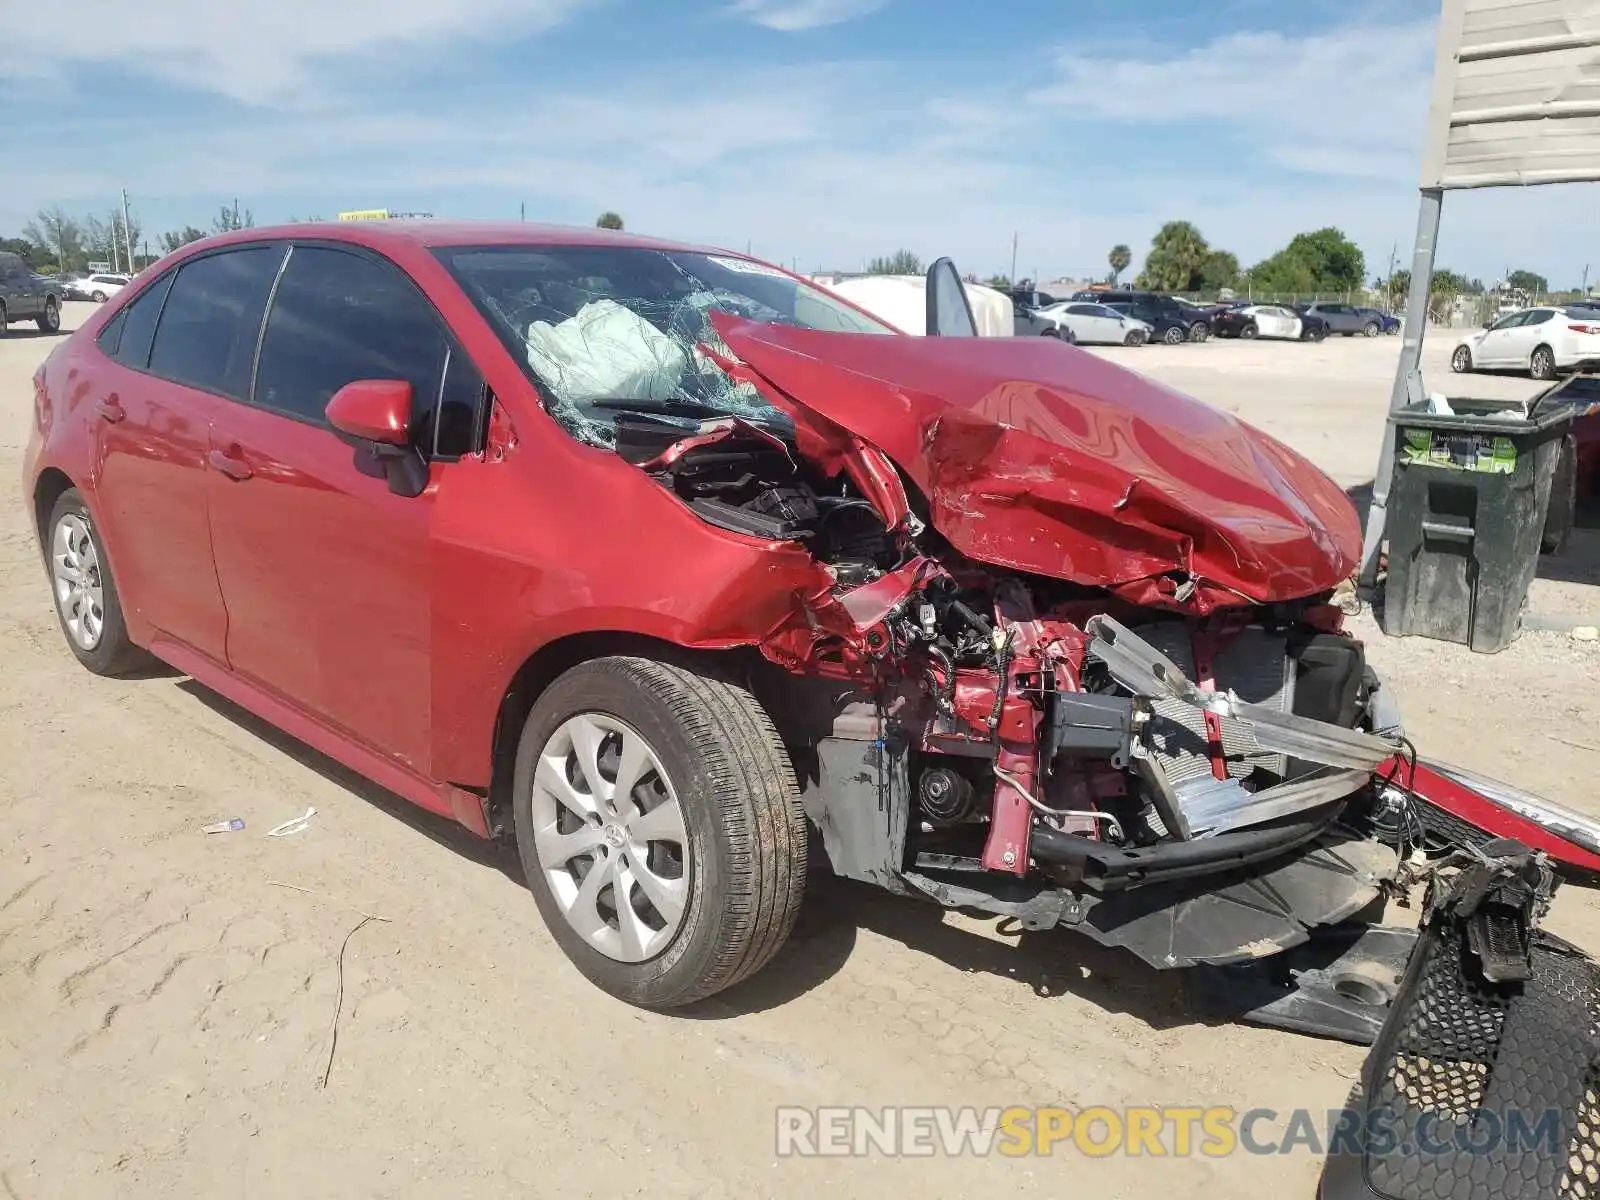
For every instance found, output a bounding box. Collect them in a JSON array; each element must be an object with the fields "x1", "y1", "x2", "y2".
[{"x1": 711, "y1": 316, "x2": 1360, "y2": 612}]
